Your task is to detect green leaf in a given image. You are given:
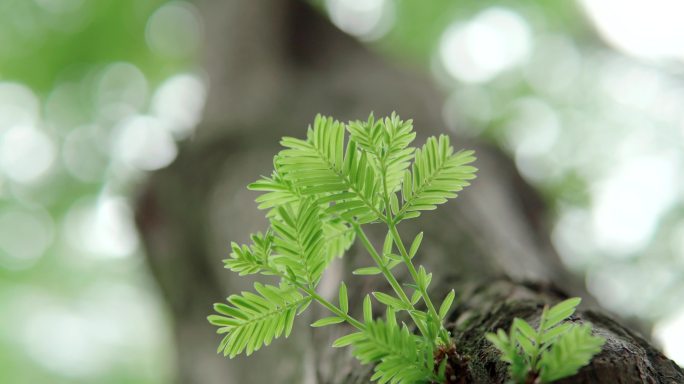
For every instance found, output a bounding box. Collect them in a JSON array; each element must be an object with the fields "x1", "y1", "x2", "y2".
[
  {"x1": 513, "y1": 318, "x2": 538, "y2": 342},
  {"x1": 270, "y1": 199, "x2": 327, "y2": 287},
  {"x1": 353, "y1": 266, "x2": 383, "y2": 275},
  {"x1": 382, "y1": 231, "x2": 394, "y2": 255},
  {"x1": 515, "y1": 331, "x2": 536, "y2": 359},
  {"x1": 209, "y1": 283, "x2": 309, "y2": 358},
  {"x1": 333, "y1": 332, "x2": 365, "y2": 347},
  {"x1": 277, "y1": 114, "x2": 383, "y2": 223},
  {"x1": 411, "y1": 290, "x2": 422, "y2": 305},
  {"x1": 311, "y1": 316, "x2": 345, "y2": 327},
  {"x1": 544, "y1": 298, "x2": 581, "y2": 330},
  {"x1": 416, "y1": 266, "x2": 432, "y2": 290},
  {"x1": 485, "y1": 332, "x2": 508, "y2": 353},
  {"x1": 249, "y1": 170, "x2": 301, "y2": 213},
  {"x1": 223, "y1": 231, "x2": 275, "y2": 276},
  {"x1": 339, "y1": 282, "x2": 348, "y2": 314},
  {"x1": 373, "y1": 292, "x2": 408, "y2": 311},
  {"x1": 210, "y1": 114, "x2": 480, "y2": 384},
  {"x1": 347, "y1": 316, "x2": 436, "y2": 384},
  {"x1": 348, "y1": 112, "x2": 417, "y2": 195},
  {"x1": 408, "y1": 231, "x2": 423, "y2": 259},
  {"x1": 539, "y1": 324, "x2": 605, "y2": 382},
  {"x1": 363, "y1": 295, "x2": 373, "y2": 323},
  {"x1": 389, "y1": 192, "x2": 400, "y2": 215},
  {"x1": 541, "y1": 323, "x2": 573, "y2": 345},
  {"x1": 322, "y1": 219, "x2": 355, "y2": 262},
  {"x1": 396, "y1": 135, "x2": 477, "y2": 222},
  {"x1": 438, "y1": 289, "x2": 455, "y2": 320},
  {"x1": 488, "y1": 297, "x2": 604, "y2": 384}
]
